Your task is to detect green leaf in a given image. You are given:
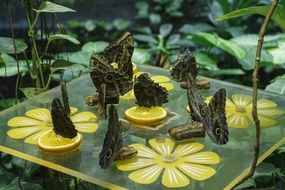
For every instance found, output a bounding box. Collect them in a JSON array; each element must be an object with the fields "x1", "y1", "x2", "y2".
[
  {"x1": 34, "y1": 1, "x2": 75, "y2": 13},
  {"x1": 234, "y1": 178, "x2": 255, "y2": 189},
  {"x1": 266, "y1": 79, "x2": 285, "y2": 95},
  {"x1": 166, "y1": 34, "x2": 180, "y2": 47},
  {"x1": 194, "y1": 51, "x2": 218, "y2": 70},
  {"x1": 113, "y1": 19, "x2": 130, "y2": 31},
  {"x1": 0, "y1": 54, "x2": 27, "y2": 77},
  {"x1": 48, "y1": 34, "x2": 80, "y2": 45},
  {"x1": 81, "y1": 41, "x2": 109, "y2": 53},
  {"x1": 268, "y1": 40, "x2": 285, "y2": 65},
  {"x1": 69, "y1": 51, "x2": 91, "y2": 66},
  {"x1": 20, "y1": 88, "x2": 45, "y2": 98},
  {"x1": 149, "y1": 13, "x2": 161, "y2": 24},
  {"x1": 84, "y1": 20, "x2": 96, "y2": 32},
  {"x1": 0, "y1": 37, "x2": 27, "y2": 54},
  {"x1": 159, "y1": 23, "x2": 173, "y2": 37},
  {"x1": 50, "y1": 60, "x2": 86, "y2": 72},
  {"x1": 204, "y1": 69, "x2": 245, "y2": 76},
  {"x1": 192, "y1": 32, "x2": 247, "y2": 59},
  {"x1": 132, "y1": 48, "x2": 151, "y2": 64},
  {"x1": 0, "y1": 177, "x2": 44, "y2": 190},
  {"x1": 179, "y1": 23, "x2": 214, "y2": 34},
  {"x1": 133, "y1": 34, "x2": 158, "y2": 44},
  {"x1": 0, "y1": 98, "x2": 16, "y2": 110},
  {"x1": 135, "y1": 1, "x2": 149, "y2": 18},
  {"x1": 216, "y1": 5, "x2": 285, "y2": 33}
]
